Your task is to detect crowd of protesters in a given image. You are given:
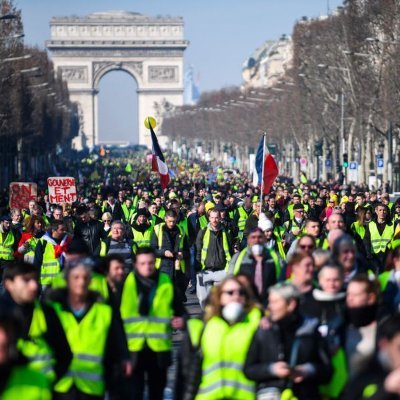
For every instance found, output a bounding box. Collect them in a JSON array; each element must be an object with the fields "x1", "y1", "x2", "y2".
[{"x1": 1, "y1": 151, "x2": 400, "y2": 399}]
